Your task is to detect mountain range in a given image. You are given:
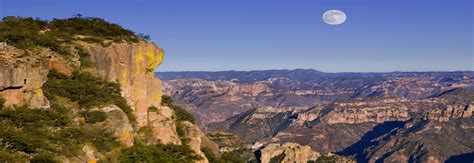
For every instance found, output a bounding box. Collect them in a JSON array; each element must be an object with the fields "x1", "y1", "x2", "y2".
[{"x1": 157, "y1": 69, "x2": 474, "y2": 162}]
